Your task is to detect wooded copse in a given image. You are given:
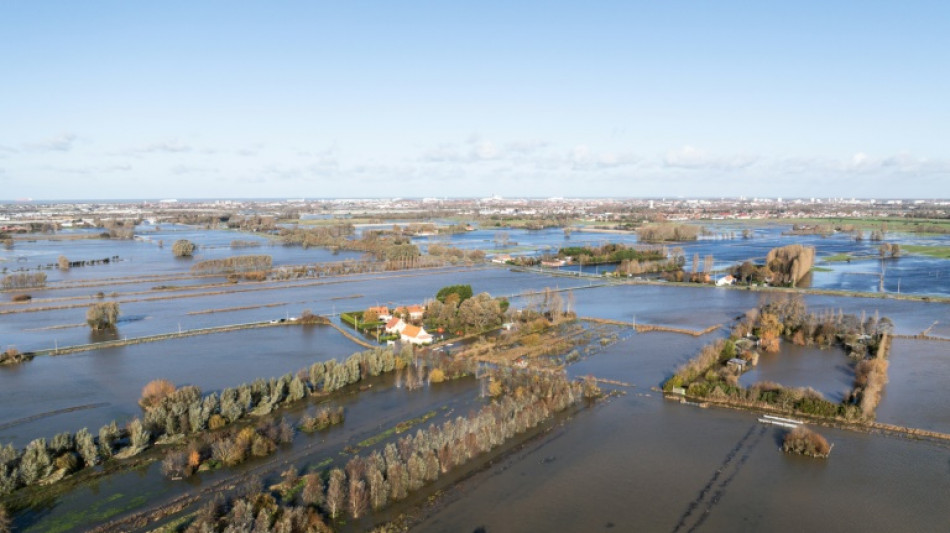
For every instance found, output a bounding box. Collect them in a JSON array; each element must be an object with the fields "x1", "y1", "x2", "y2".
[
  {"x1": 636, "y1": 223, "x2": 702, "y2": 243},
  {"x1": 728, "y1": 244, "x2": 816, "y2": 287},
  {"x1": 558, "y1": 243, "x2": 667, "y2": 265},
  {"x1": 664, "y1": 296, "x2": 892, "y2": 421},
  {"x1": 172, "y1": 239, "x2": 196, "y2": 257},
  {"x1": 86, "y1": 302, "x2": 120, "y2": 331},
  {"x1": 1, "y1": 272, "x2": 47, "y2": 289},
  {"x1": 277, "y1": 225, "x2": 421, "y2": 261},
  {"x1": 191, "y1": 255, "x2": 273, "y2": 275},
  {"x1": 426, "y1": 292, "x2": 508, "y2": 333},
  {"x1": 765, "y1": 244, "x2": 815, "y2": 286},
  {"x1": 782, "y1": 427, "x2": 832, "y2": 458}
]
